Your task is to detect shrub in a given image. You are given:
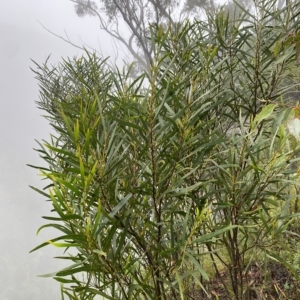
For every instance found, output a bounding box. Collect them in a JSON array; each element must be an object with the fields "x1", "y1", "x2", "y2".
[{"x1": 30, "y1": 1, "x2": 300, "y2": 299}]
